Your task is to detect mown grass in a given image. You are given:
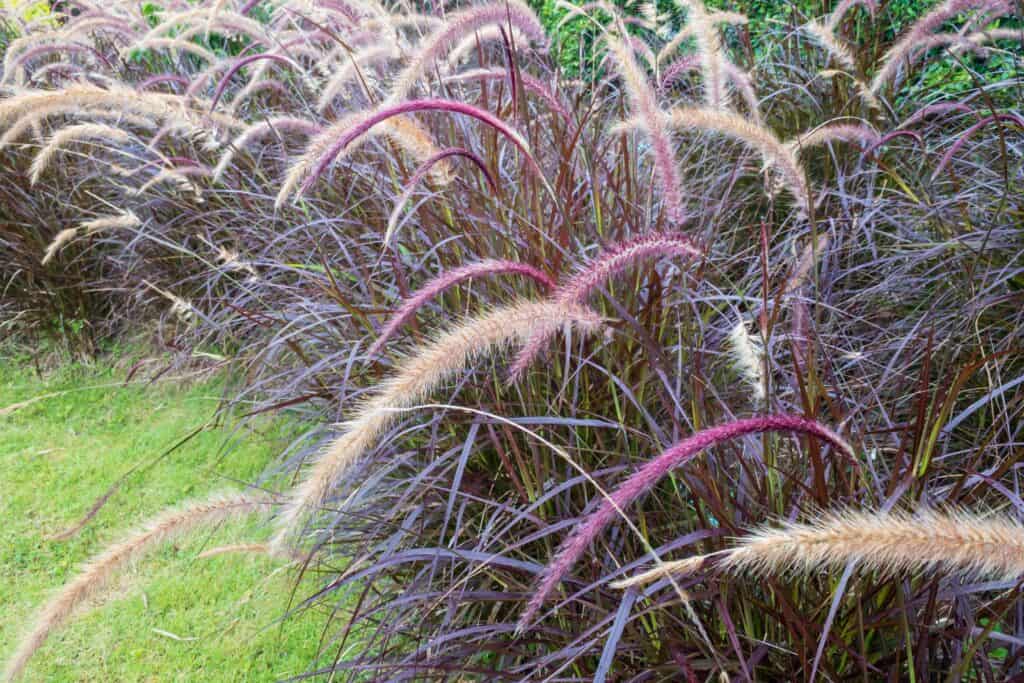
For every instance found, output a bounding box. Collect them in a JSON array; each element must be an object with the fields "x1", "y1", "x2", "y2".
[{"x1": 0, "y1": 348, "x2": 329, "y2": 682}]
